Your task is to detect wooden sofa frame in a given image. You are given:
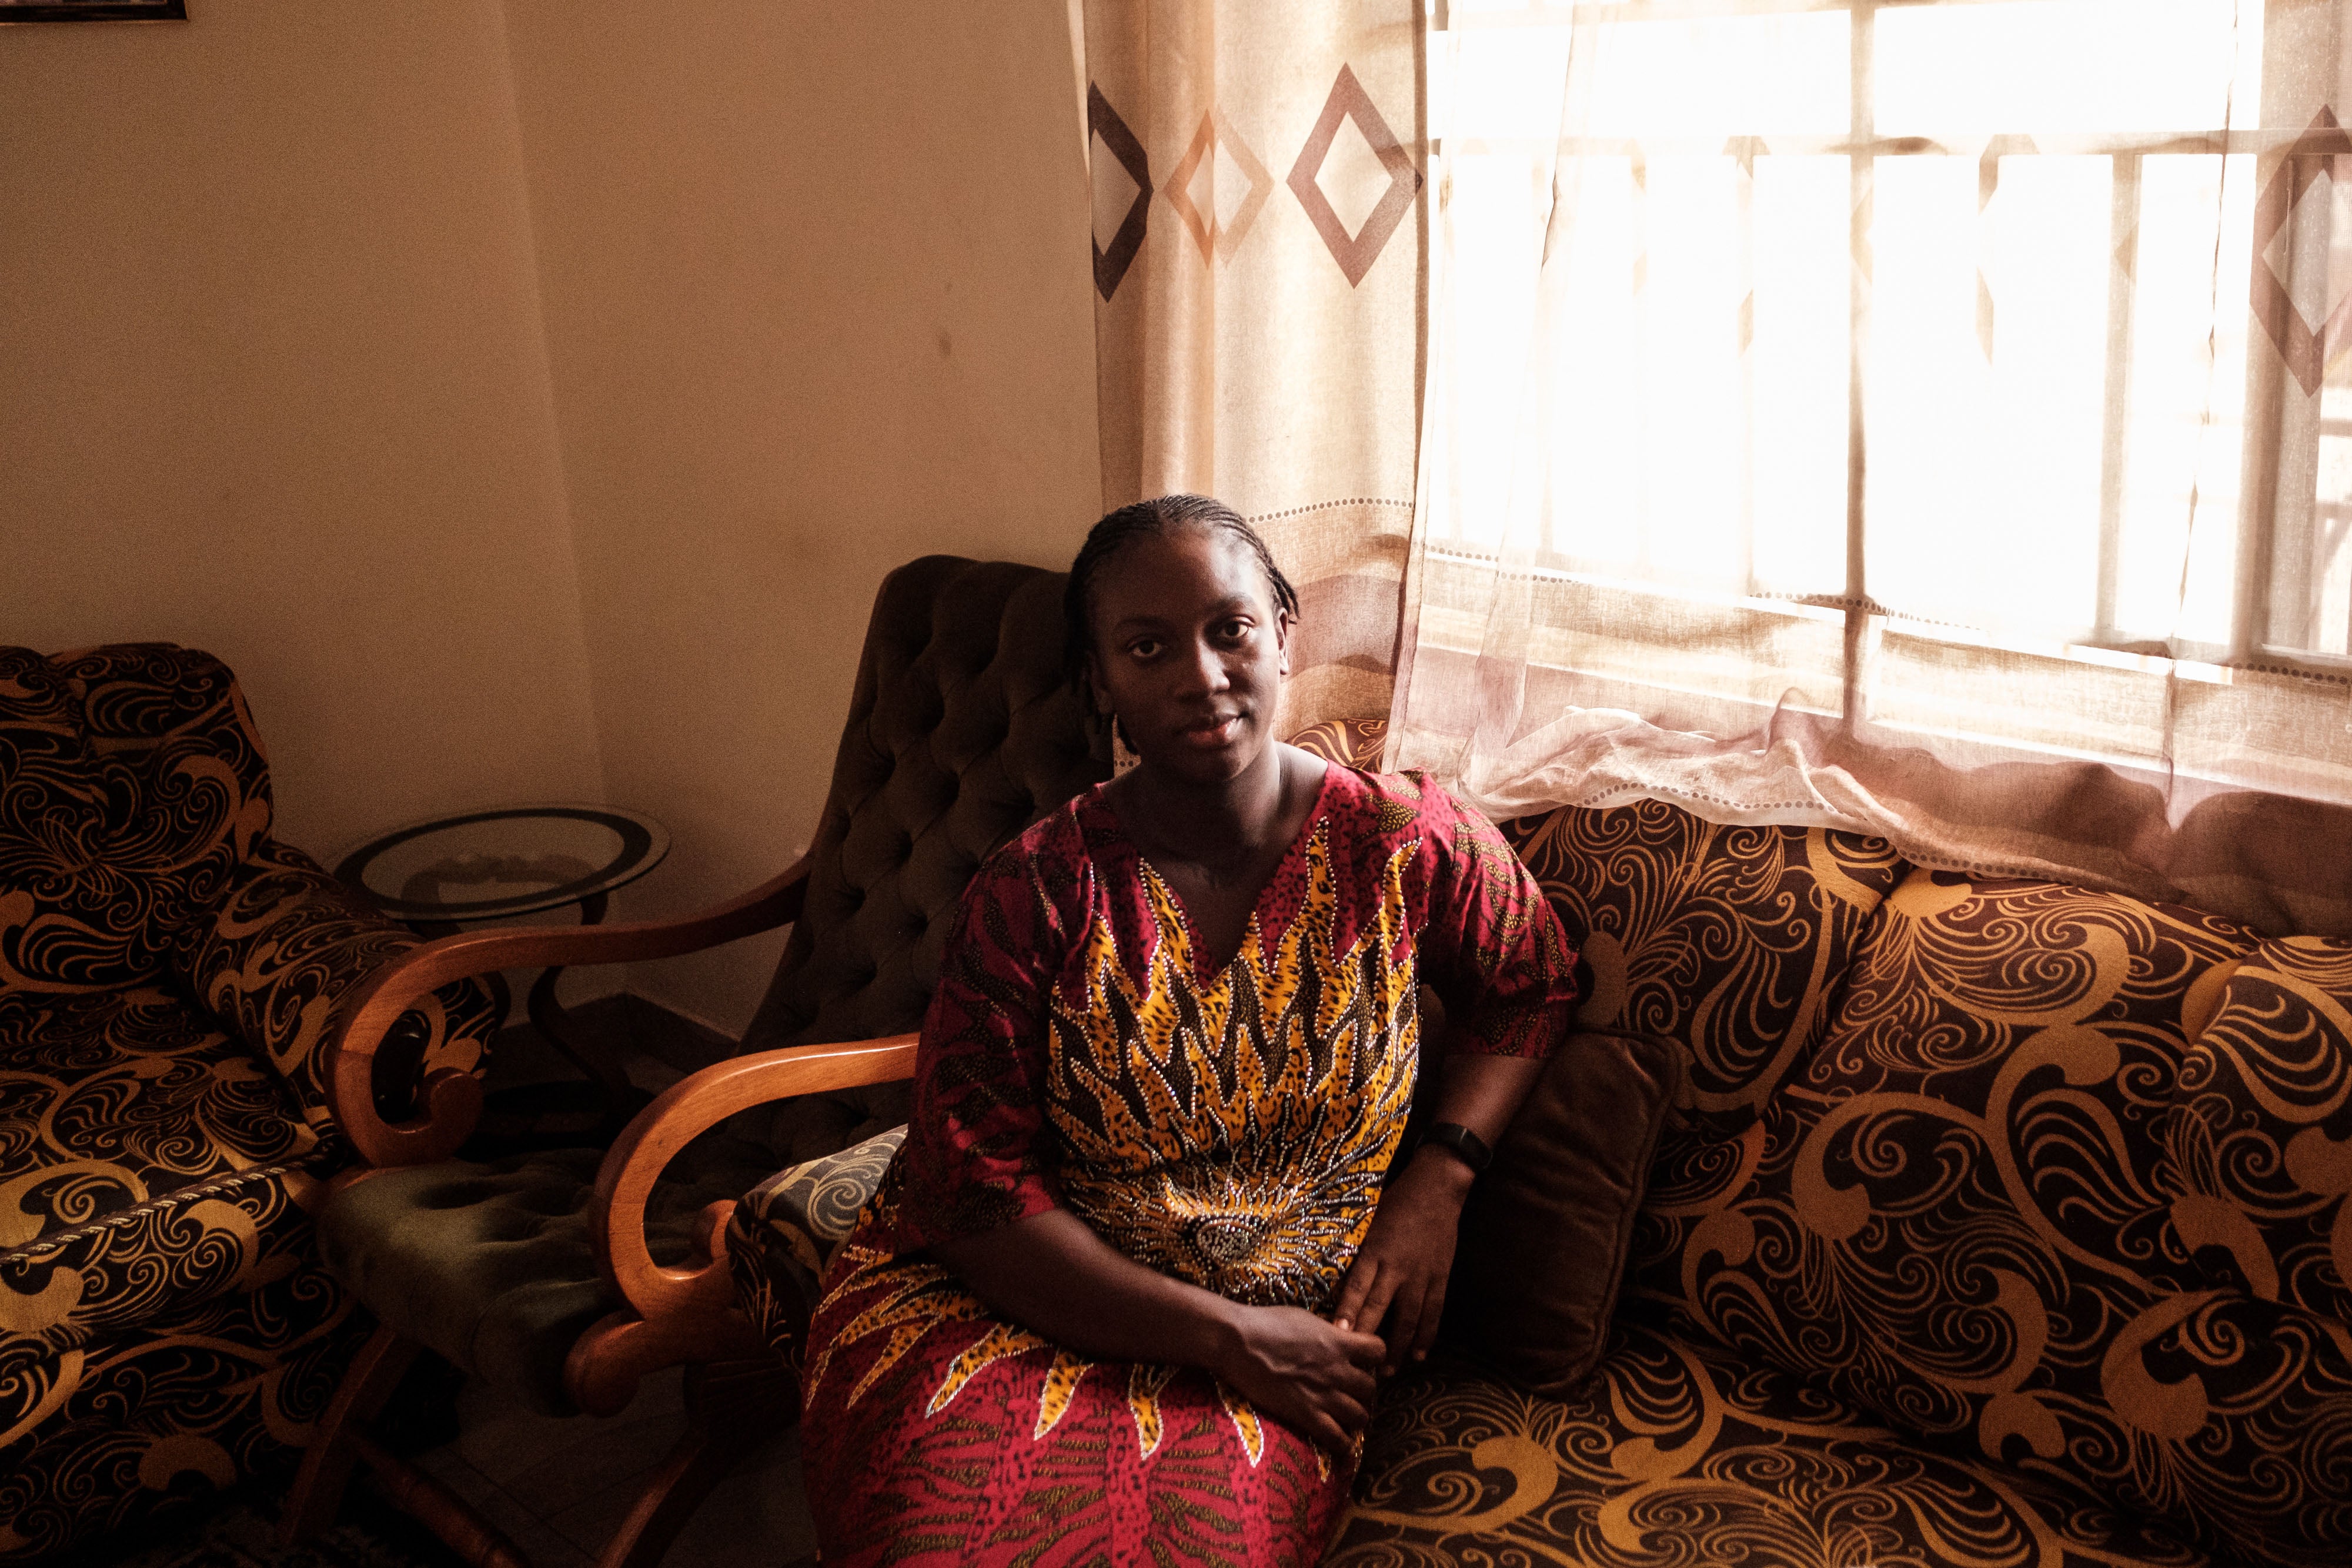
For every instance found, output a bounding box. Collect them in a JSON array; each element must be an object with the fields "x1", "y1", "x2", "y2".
[{"x1": 282, "y1": 852, "x2": 918, "y2": 1568}]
